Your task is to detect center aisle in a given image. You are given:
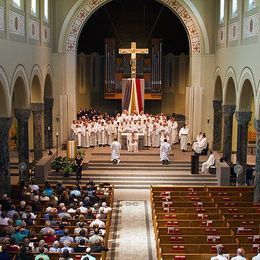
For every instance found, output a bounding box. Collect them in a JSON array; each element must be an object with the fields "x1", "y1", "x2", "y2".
[{"x1": 107, "y1": 189, "x2": 157, "y2": 260}]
